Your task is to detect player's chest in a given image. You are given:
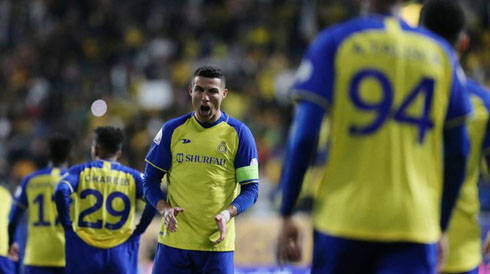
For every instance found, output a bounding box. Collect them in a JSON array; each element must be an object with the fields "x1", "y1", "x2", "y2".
[{"x1": 170, "y1": 129, "x2": 237, "y2": 167}]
